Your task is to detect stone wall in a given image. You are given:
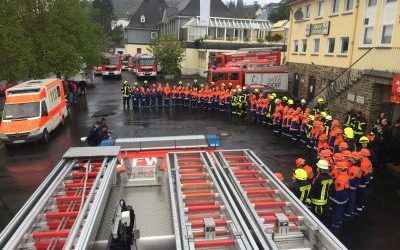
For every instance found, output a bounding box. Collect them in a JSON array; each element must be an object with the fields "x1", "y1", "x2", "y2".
[{"x1": 288, "y1": 62, "x2": 390, "y2": 131}]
